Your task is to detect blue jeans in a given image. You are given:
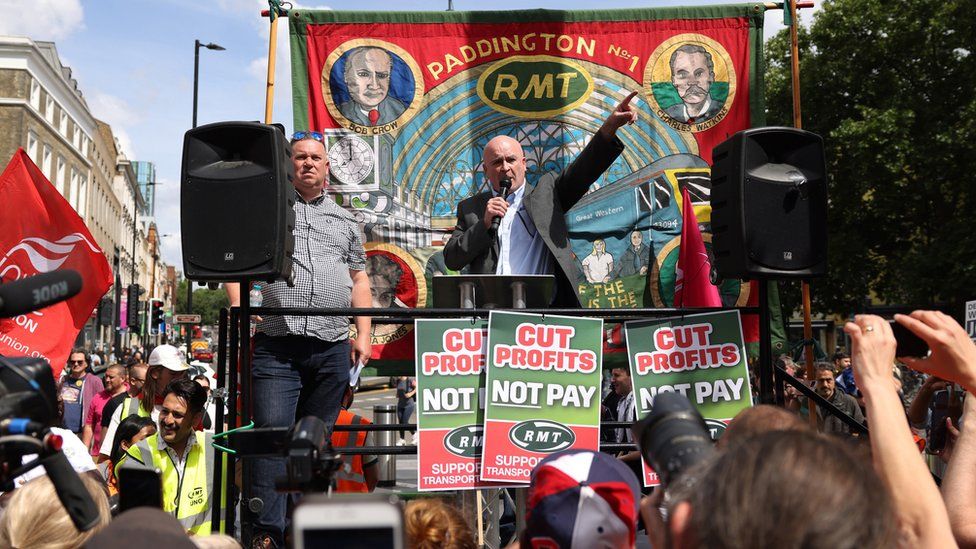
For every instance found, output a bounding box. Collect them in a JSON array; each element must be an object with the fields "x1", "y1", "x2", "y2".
[{"x1": 248, "y1": 334, "x2": 350, "y2": 545}]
